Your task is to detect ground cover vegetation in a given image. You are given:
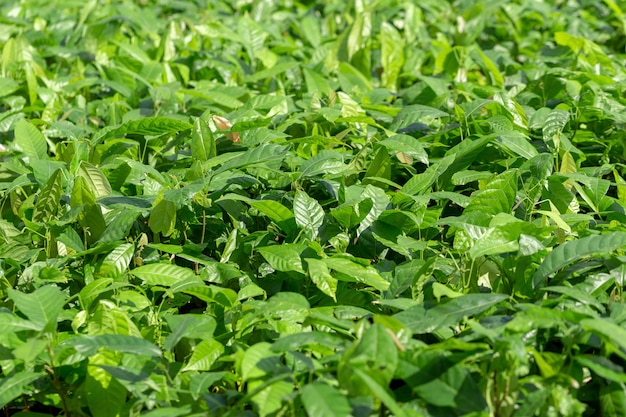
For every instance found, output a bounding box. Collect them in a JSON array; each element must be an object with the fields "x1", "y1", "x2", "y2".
[{"x1": 1, "y1": 0, "x2": 626, "y2": 415}]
